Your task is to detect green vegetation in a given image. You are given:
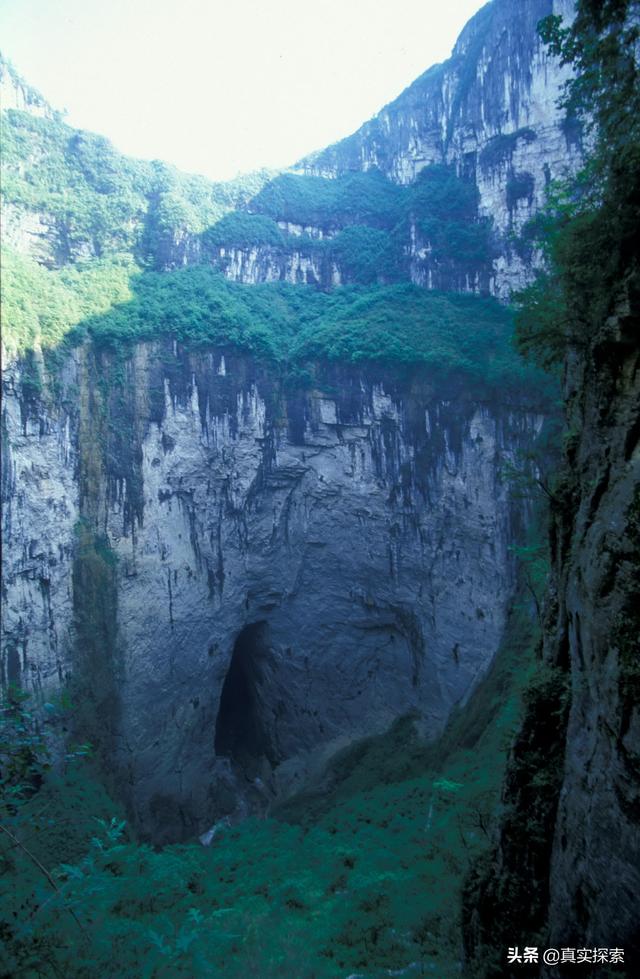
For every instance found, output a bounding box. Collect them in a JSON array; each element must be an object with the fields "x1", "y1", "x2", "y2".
[
  {"x1": 240, "y1": 164, "x2": 494, "y2": 283},
  {"x1": 290, "y1": 285, "x2": 540, "y2": 391},
  {"x1": 407, "y1": 164, "x2": 478, "y2": 223},
  {"x1": 2, "y1": 249, "x2": 134, "y2": 354},
  {"x1": 0, "y1": 574, "x2": 542, "y2": 978},
  {"x1": 505, "y1": 171, "x2": 534, "y2": 211},
  {"x1": 202, "y1": 211, "x2": 285, "y2": 250},
  {"x1": 2, "y1": 82, "x2": 494, "y2": 288},
  {"x1": 328, "y1": 225, "x2": 400, "y2": 284},
  {"x1": 514, "y1": 0, "x2": 640, "y2": 366},
  {"x1": 2, "y1": 248, "x2": 551, "y2": 398},
  {"x1": 0, "y1": 94, "x2": 522, "y2": 391},
  {"x1": 1, "y1": 102, "x2": 272, "y2": 265},
  {"x1": 404, "y1": 164, "x2": 494, "y2": 272},
  {"x1": 249, "y1": 169, "x2": 405, "y2": 230},
  {"x1": 196, "y1": 162, "x2": 494, "y2": 287}
]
